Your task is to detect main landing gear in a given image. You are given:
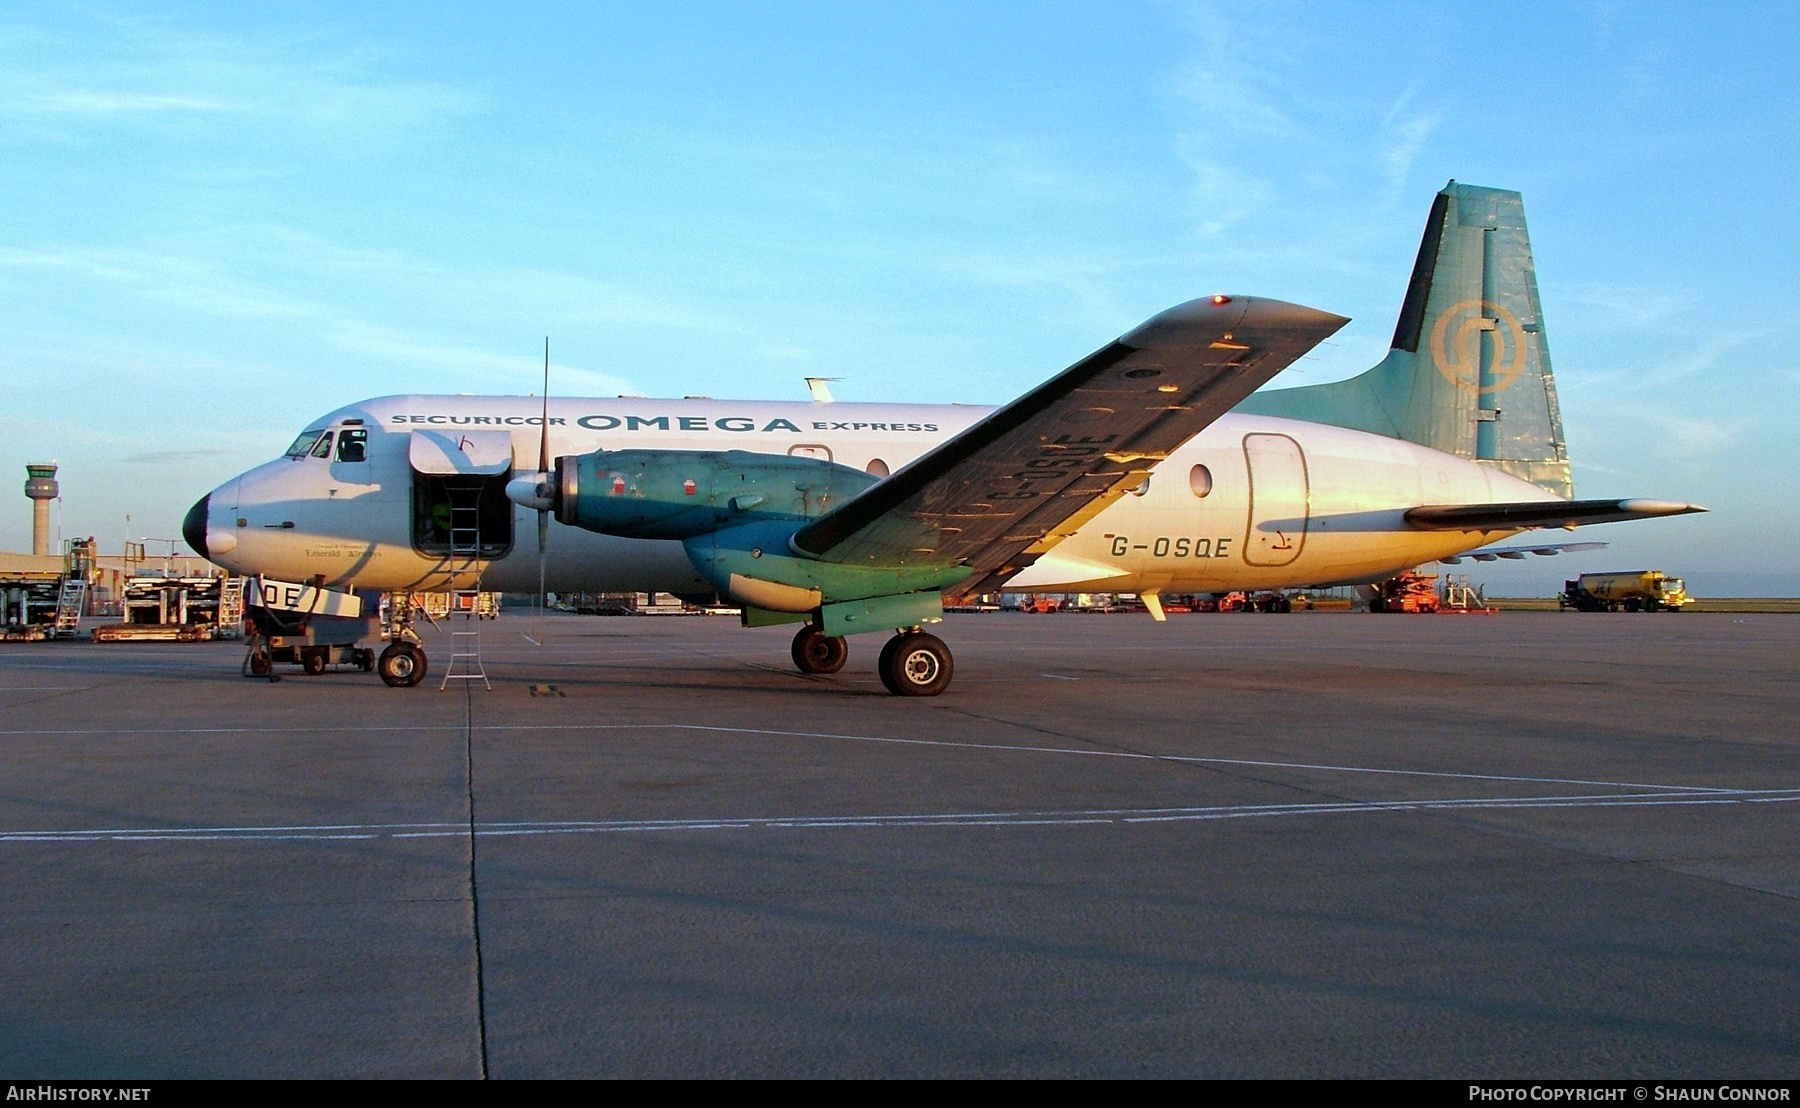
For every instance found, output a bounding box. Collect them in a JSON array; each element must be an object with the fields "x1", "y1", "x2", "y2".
[
  {"x1": 878, "y1": 631, "x2": 953, "y2": 697},
  {"x1": 788, "y1": 624, "x2": 955, "y2": 696},
  {"x1": 791, "y1": 626, "x2": 849, "y2": 674}
]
